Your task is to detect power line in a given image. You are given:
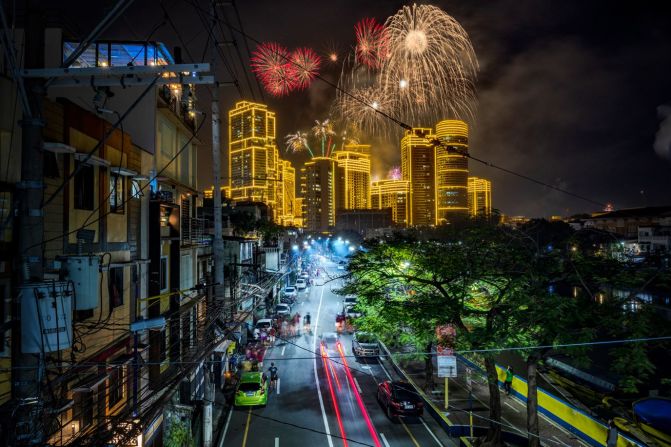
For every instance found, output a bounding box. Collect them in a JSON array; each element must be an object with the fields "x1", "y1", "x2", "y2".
[
  {"x1": 215, "y1": 2, "x2": 257, "y2": 100},
  {"x1": 231, "y1": 0, "x2": 265, "y2": 101}
]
